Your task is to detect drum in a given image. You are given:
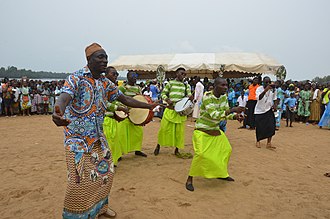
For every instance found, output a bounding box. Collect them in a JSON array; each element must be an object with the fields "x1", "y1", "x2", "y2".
[
  {"x1": 114, "y1": 110, "x2": 128, "y2": 122},
  {"x1": 129, "y1": 95, "x2": 154, "y2": 125},
  {"x1": 174, "y1": 97, "x2": 194, "y2": 116}
]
